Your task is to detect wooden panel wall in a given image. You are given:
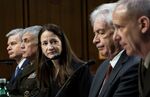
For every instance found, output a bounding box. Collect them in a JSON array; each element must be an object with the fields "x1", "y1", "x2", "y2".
[
  {"x1": 0, "y1": 0, "x2": 117, "y2": 79},
  {"x1": 0, "y1": 0, "x2": 24, "y2": 79},
  {"x1": 27, "y1": 0, "x2": 84, "y2": 58}
]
